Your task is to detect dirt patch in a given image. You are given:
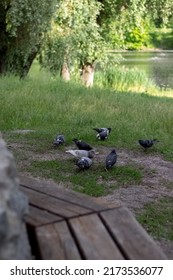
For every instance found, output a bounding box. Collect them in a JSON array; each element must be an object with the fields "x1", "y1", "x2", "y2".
[
  {"x1": 95, "y1": 148, "x2": 173, "y2": 209},
  {"x1": 8, "y1": 141, "x2": 173, "y2": 259}
]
